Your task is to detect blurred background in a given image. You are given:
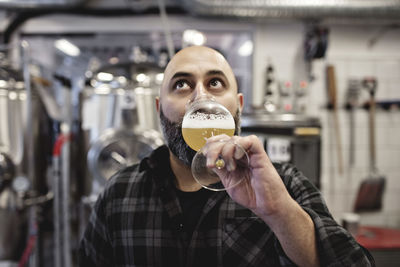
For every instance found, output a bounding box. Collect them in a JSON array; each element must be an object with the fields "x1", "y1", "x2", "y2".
[{"x1": 0, "y1": 0, "x2": 399, "y2": 266}]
